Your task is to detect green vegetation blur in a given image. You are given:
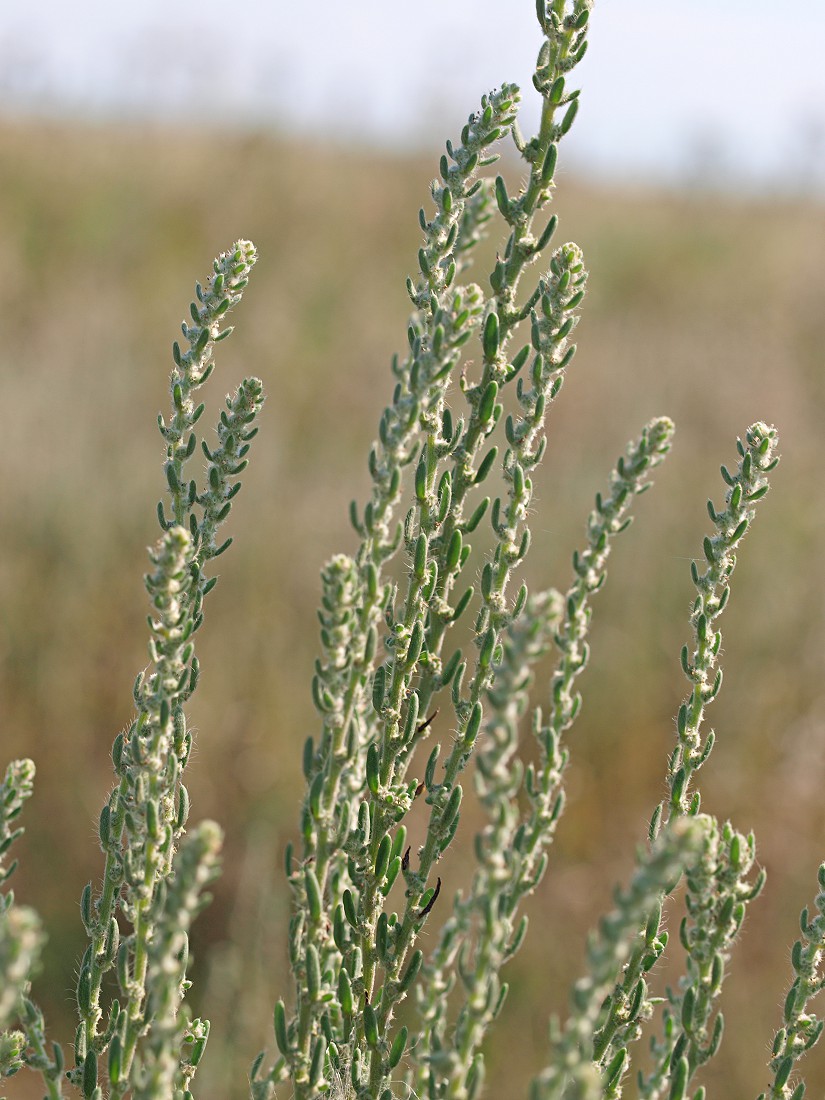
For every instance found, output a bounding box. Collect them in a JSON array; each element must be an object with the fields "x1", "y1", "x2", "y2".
[{"x1": 2, "y1": 115, "x2": 825, "y2": 1097}]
